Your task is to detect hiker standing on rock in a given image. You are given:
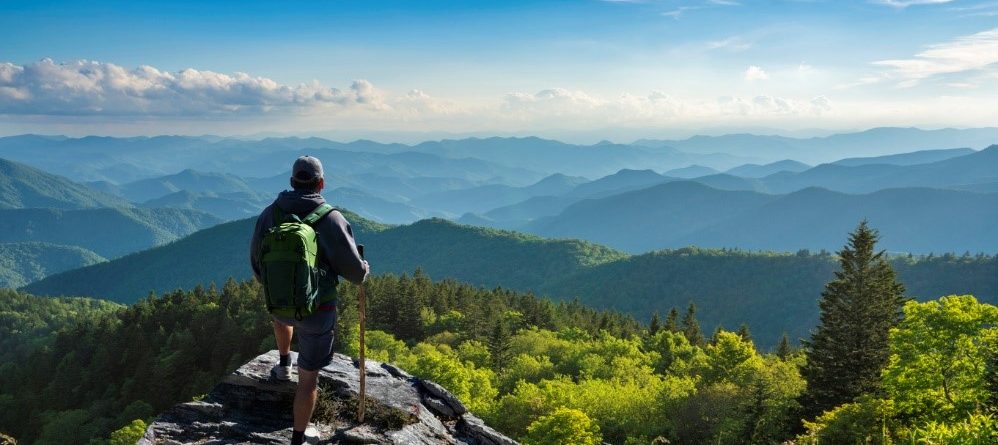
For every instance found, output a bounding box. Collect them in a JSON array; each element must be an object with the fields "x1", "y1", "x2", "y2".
[{"x1": 250, "y1": 155, "x2": 369, "y2": 445}]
